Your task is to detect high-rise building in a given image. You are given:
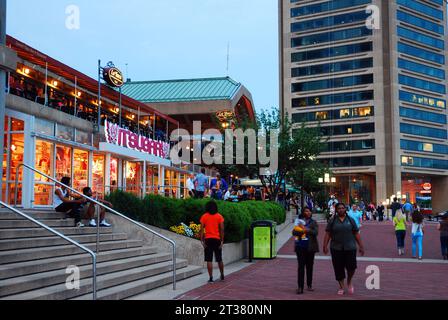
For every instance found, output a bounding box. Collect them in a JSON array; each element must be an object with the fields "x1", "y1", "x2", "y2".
[{"x1": 280, "y1": 0, "x2": 448, "y2": 213}]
